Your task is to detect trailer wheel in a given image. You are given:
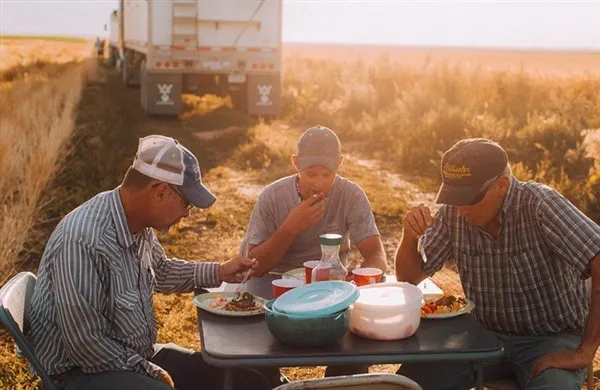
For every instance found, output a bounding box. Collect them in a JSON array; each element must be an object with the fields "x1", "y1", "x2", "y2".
[
  {"x1": 107, "y1": 47, "x2": 116, "y2": 67},
  {"x1": 121, "y1": 50, "x2": 130, "y2": 86}
]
